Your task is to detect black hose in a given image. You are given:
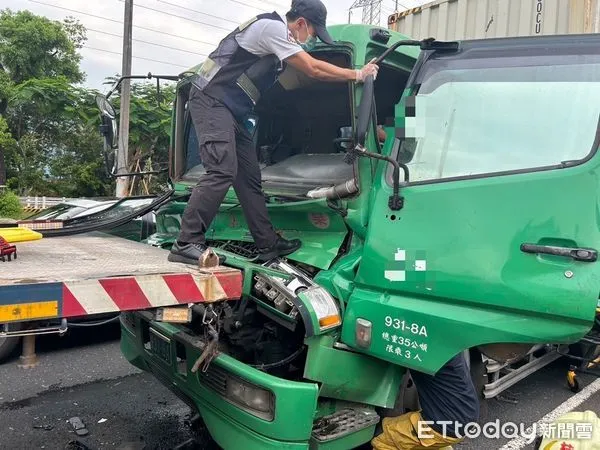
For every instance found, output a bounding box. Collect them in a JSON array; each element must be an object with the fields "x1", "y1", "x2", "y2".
[
  {"x1": 373, "y1": 40, "x2": 422, "y2": 65},
  {"x1": 67, "y1": 315, "x2": 121, "y2": 327},
  {"x1": 249, "y1": 346, "x2": 305, "y2": 370}
]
